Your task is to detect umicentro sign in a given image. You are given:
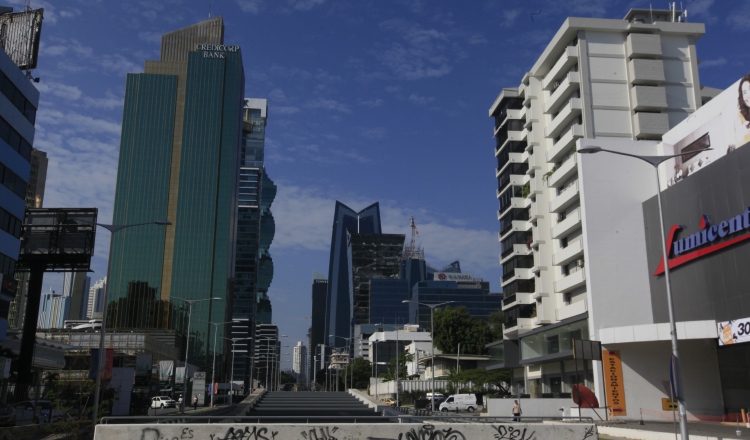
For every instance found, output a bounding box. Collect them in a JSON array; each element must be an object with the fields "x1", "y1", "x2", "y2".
[{"x1": 654, "y1": 207, "x2": 750, "y2": 275}]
